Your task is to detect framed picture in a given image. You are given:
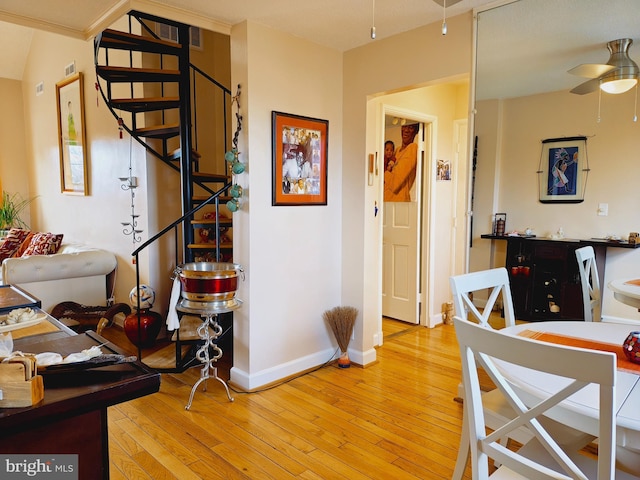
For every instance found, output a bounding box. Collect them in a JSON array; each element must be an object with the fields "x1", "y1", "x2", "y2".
[
  {"x1": 538, "y1": 136, "x2": 588, "y2": 204},
  {"x1": 436, "y1": 159, "x2": 451, "y2": 181},
  {"x1": 272, "y1": 111, "x2": 328, "y2": 206},
  {"x1": 56, "y1": 72, "x2": 88, "y2": 195}
]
